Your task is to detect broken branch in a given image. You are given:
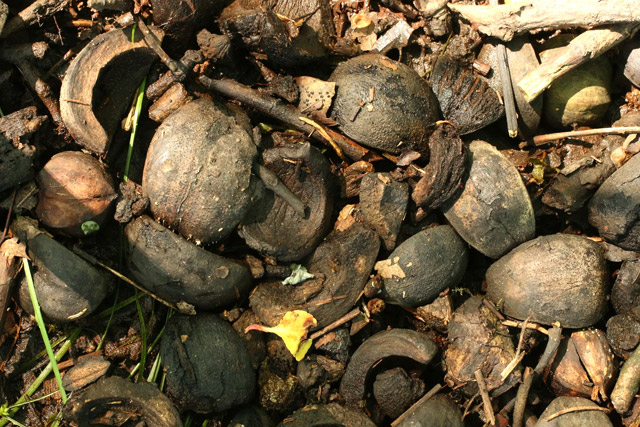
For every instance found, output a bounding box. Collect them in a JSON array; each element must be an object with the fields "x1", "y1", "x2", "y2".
[
  {"x1": 449, "y1": 0, "x2": 640, "y2": 41},
  {"x1": 533, "y1": 126, "x2": 640, "y2": 146},
  {"x1": 517, "y1": 23, "x2": 639, "y2": 102}
]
